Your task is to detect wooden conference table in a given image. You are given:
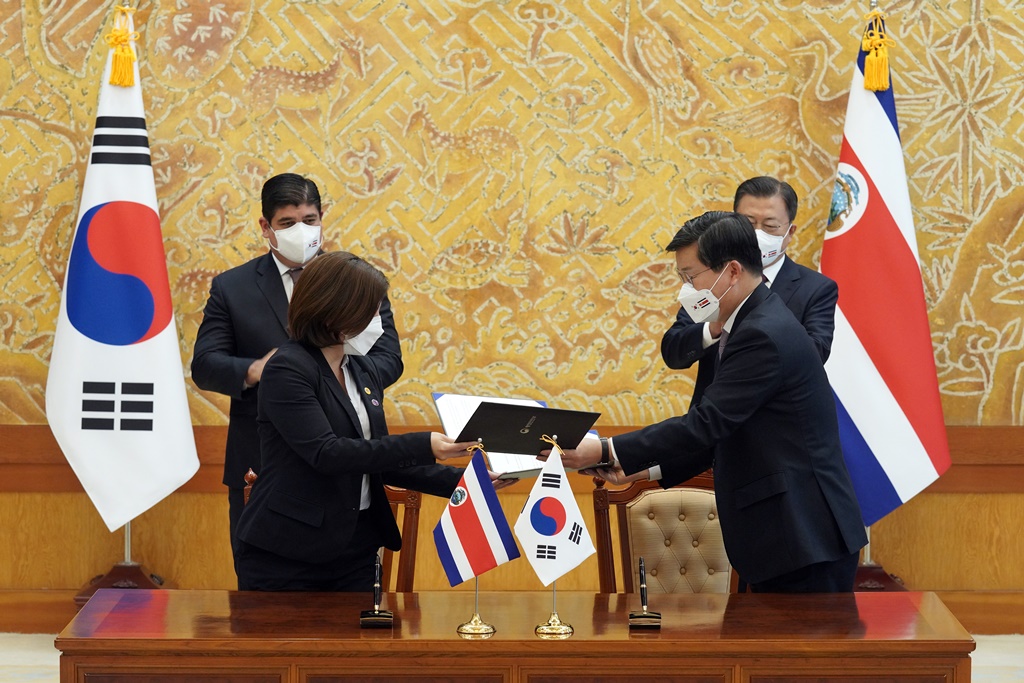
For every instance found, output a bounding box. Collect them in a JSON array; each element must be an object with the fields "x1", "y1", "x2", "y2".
[{"x1": 56, "y1": 589, "x2": 974, "y2": 682}]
